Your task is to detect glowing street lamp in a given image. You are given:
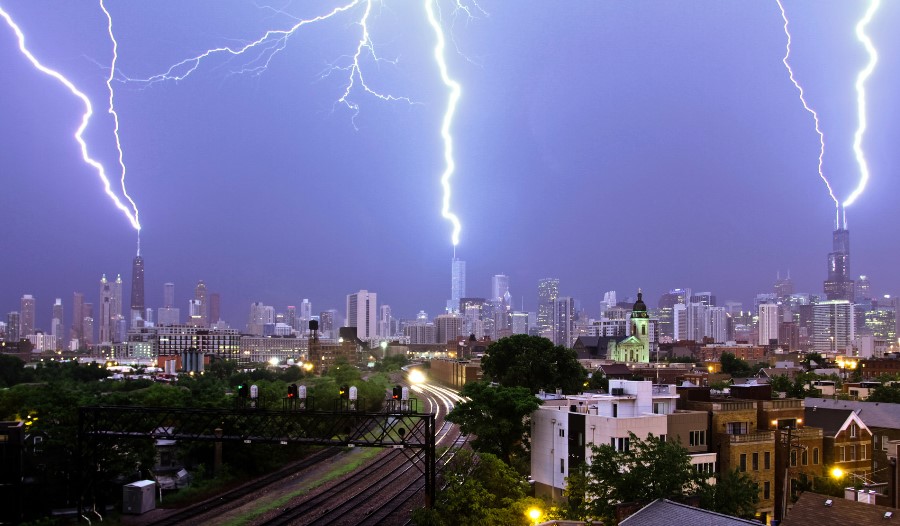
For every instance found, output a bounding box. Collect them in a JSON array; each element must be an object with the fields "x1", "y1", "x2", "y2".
[{"x1": 526, "y1": 507, "x2": 542, "y2": 524}]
